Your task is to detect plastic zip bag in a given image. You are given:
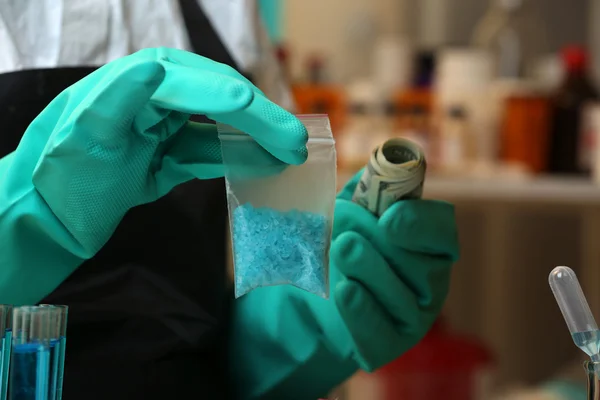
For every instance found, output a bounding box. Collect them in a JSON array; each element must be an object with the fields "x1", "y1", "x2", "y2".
[{"x1": 218, "y1": 115, "x2": 337, "y2": 298}]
